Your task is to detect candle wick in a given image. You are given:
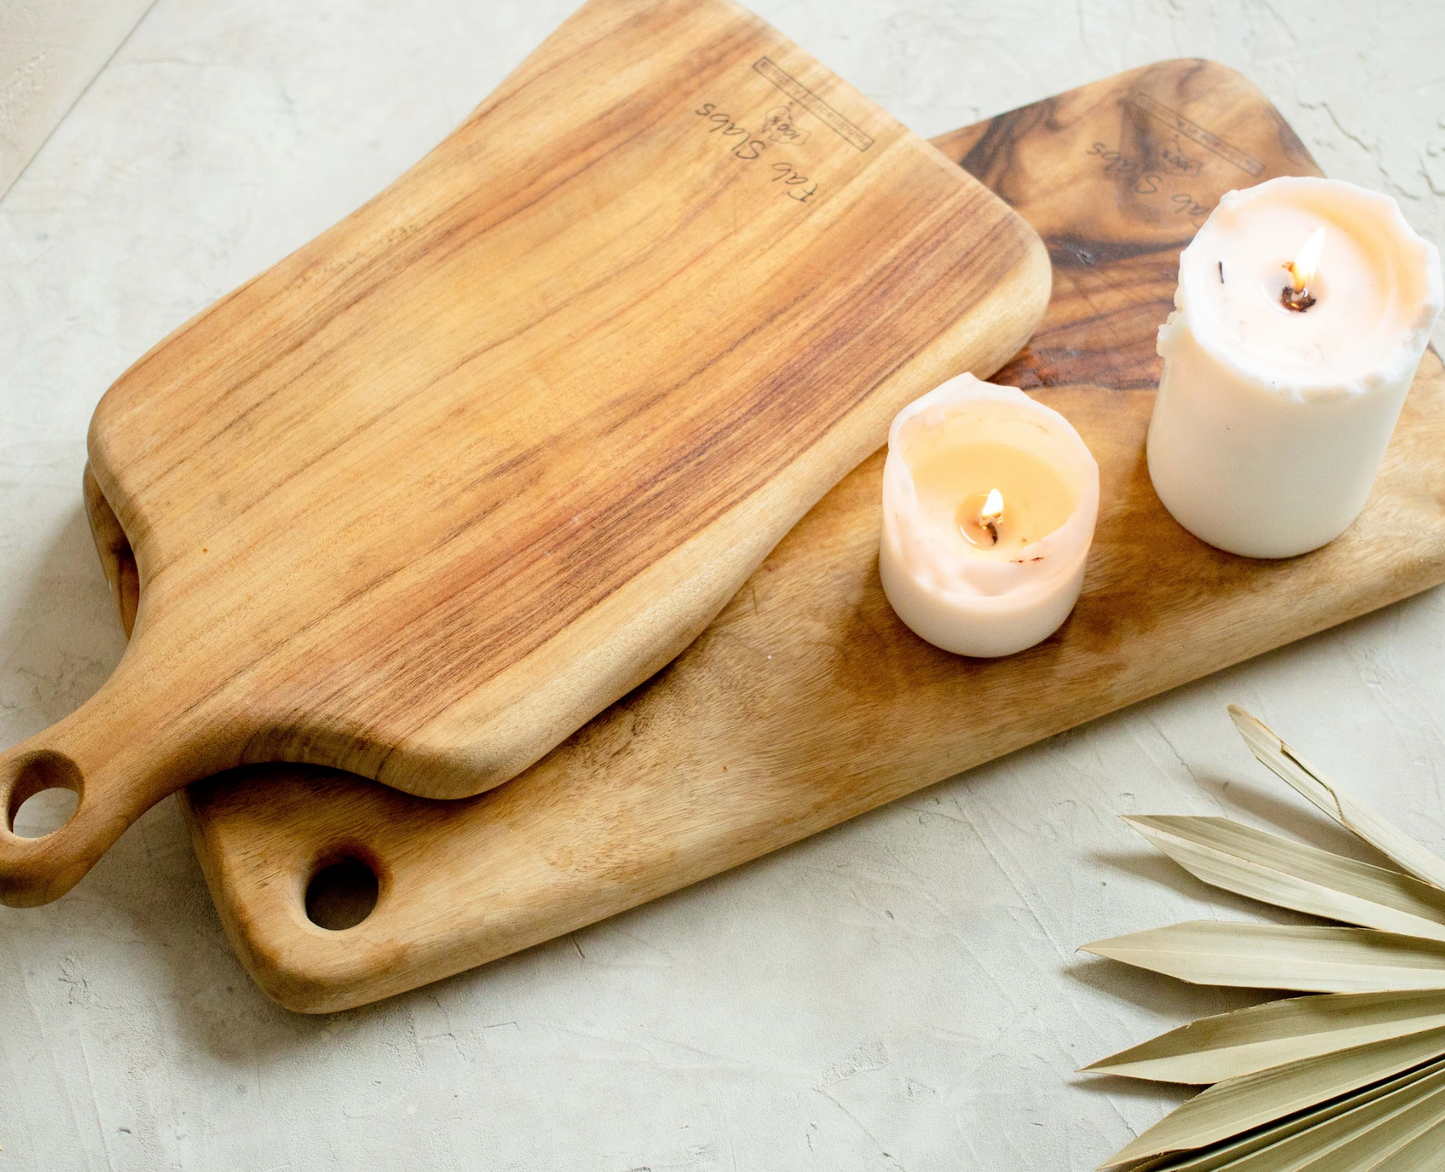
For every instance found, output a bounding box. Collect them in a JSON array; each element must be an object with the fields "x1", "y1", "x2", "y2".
[
  {"x1": 976, "y1": 487, "x2": 1005, "y2": 546},
  {"x1": 1281, "y1": 227, "x2": 1325, "y2": 311},
  {"x1": 1280, "y1": 280, "x2": 1316, "y2": 312},
  {"x1": 1218, "y1": 260, "x2": 1224, "y2": 284}
]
